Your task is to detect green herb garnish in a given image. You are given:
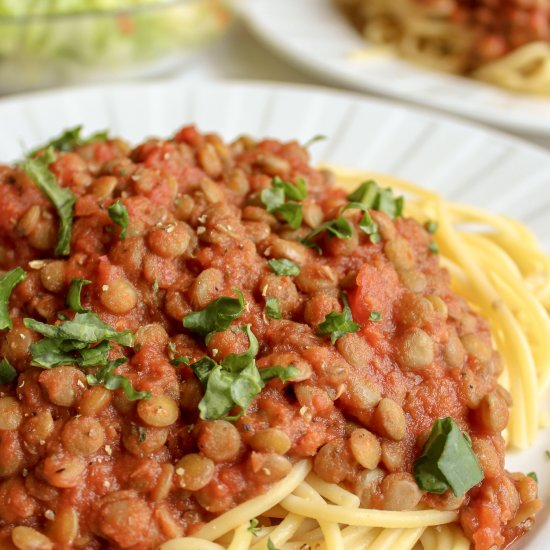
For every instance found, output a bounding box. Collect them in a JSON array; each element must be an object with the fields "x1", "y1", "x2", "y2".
[
  {"x1": 0, "y1": 358, "x2": 17, "y2": 384},
  {"x1": 24, "y1": 312, "x2": 147, "y2": 401},
  {"x1": 247, "y1": 518, "x2": 261, "y2": 536},
  {"x1": 348, "y1": 180, "x2": 404, "y2": 219},
  {"x1": 183, "y1": 289, "x2": 245, "y2": 341},
  {"x1": 108, "y1": 200, "x2": 129, "y2": 240},
  {"x1": 0, "y1": 267, "x2": 26, "y2": 330},
  {"x1": 545, "y1": 450, "x2": 550, "y2": 459},
  {"x1": 170, "y1": 356, "x2": 190, "y2": 366},
  {"x1": 303, "y1": 134, "x2": 327, "y2": 148},
  {"x1": 267, "y1": 539, "x2": 278, "y2": 550},
  {"x1": 343, "y1": 202, "x2": 381, "y2": 243},
  {"x1": 66, "y1": 278, "x2": 91, "y2": 313},
  {"x1": 265, "y1": 296, "x2": 282, "y2": 320},
  {"x1": 527, "y1": 472, "x2": 538, "y2": 482},
  {"x1": 413, "y1": 417, "x2": 484, "y2": 497},
  {"x1": 425, "y1": 220, "x2": 439, "y2": 234},
  {"x1": 86, "y1": 357, "x2": 149, "y2": 401},
  {"x1": 267, "y1": 258, "x2": 301, "y2": 276},
  {"x1": 30, "y1": 125, "x2": 108, "y2": 156},
  {"x1": 369, "y1": 311, "x2": 382, "y2": 322},
  {"x1": 318, "y1": 293, "x2": 360, "y2": 344},
  {"x1": 261, "y1": 177, "x2": 307, "y2": 229},
  {"x1": 190, "y1": 325, "x2": 298, "y2": 420},
  {"x1": 428, "y1": 241, "x2": 440, "y2": 255},
  {"x1": 302, "y1": 216, "x2": 353, "y2": 248},
  {"x1": 23, "y1": 147, "x2": 76, "y2": 256}
]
